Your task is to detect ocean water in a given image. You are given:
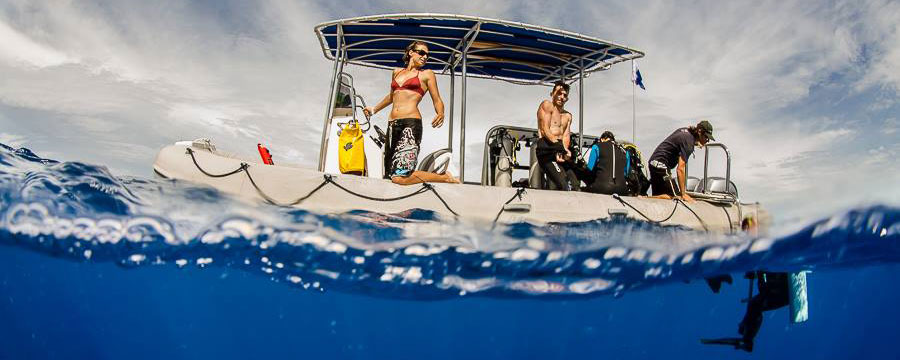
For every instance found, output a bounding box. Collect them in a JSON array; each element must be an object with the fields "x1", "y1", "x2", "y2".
[{"x1": 1, "y1": 142, "x2": 898, "y2": 359}]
